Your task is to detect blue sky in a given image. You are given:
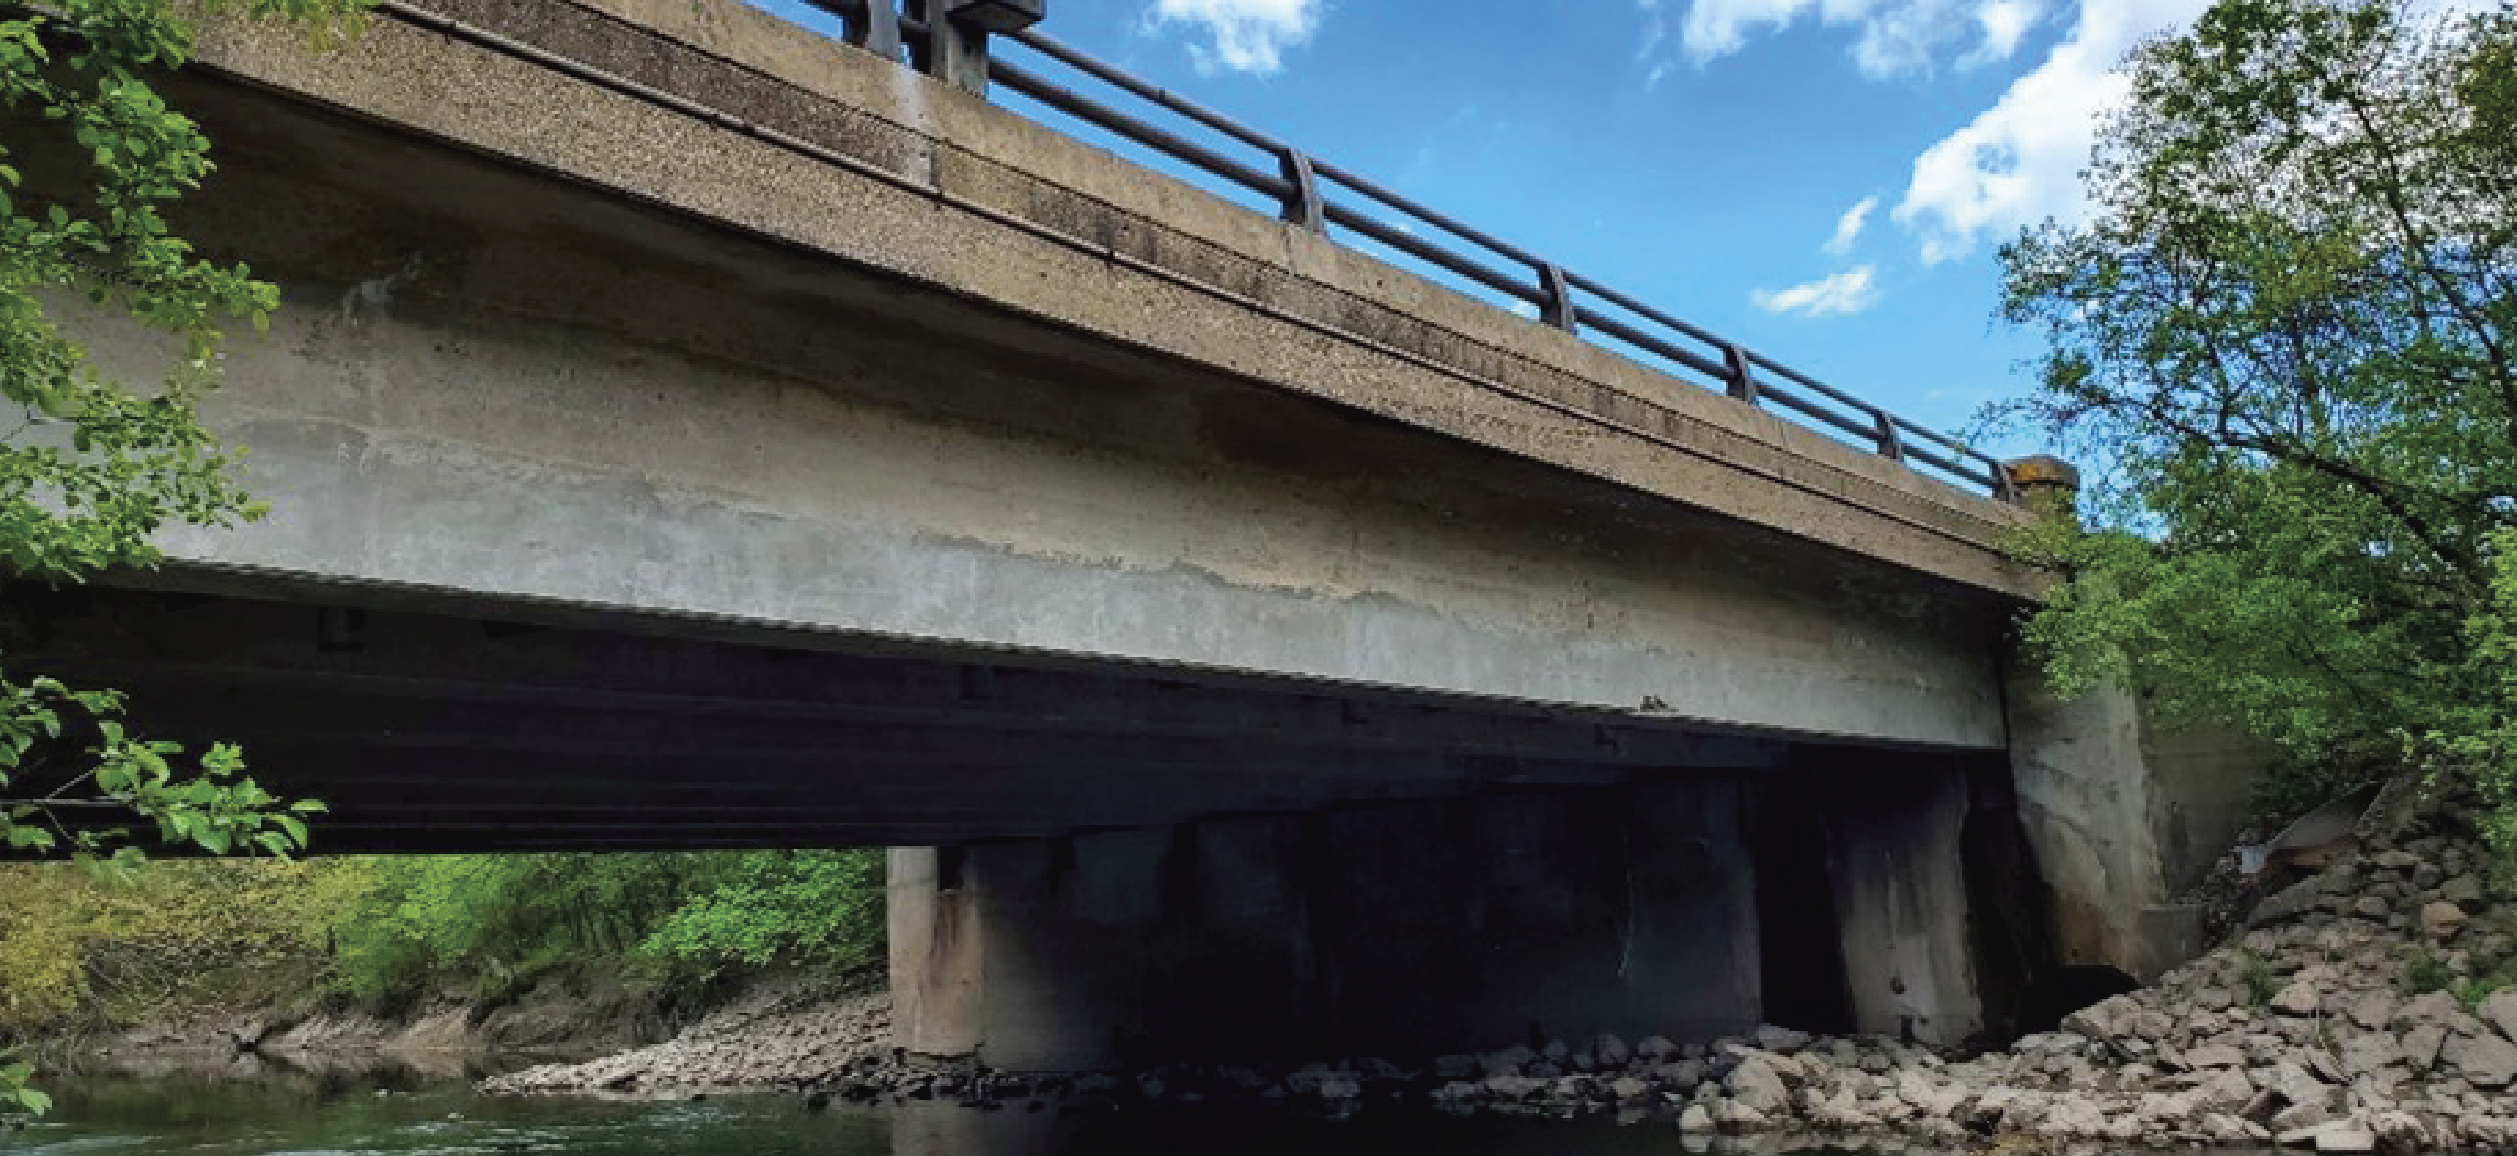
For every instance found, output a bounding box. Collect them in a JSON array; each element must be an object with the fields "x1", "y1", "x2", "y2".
[{"x1": 748, "y1": 0, "x2": 2224, "y2": 460}]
